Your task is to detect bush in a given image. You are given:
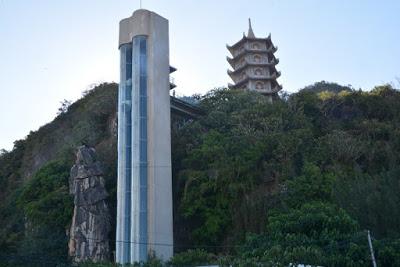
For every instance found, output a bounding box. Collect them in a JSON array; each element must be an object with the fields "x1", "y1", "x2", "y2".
[{"x1": 169, "y1": 249, "x2": 215, "y2": 266}]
